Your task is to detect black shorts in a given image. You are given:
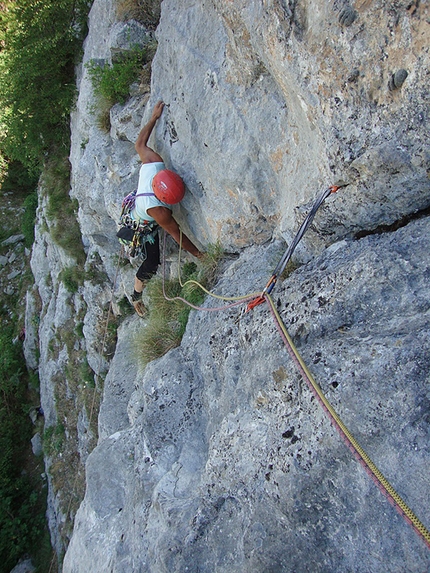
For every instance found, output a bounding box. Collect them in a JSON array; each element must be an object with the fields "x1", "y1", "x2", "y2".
[{"x1": 135, "y1": 233, "x2": 161, "y2": 282}]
